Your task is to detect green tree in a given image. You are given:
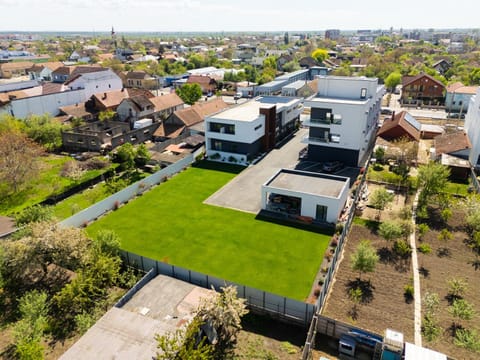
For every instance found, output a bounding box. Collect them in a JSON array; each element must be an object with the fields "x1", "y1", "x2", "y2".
[
  {"x1": 98, "y1": 110, "x2": 116, "y2": 122},
  {"x1": 114, "y1": 143, "x2": 136, "y2": 172},
  {"x1": 13, "y1": 290, "x2": 49, "y2": 360},
  {"x1": 92, "y1": 230, "x2": 121, "y2": 257},
  {"x1": 135, "y1": 143, "x2": 151, "y2": 167},
  {"x1": 417, "y1": 162, "x2": 450, "y2": 206},
  {"x1": 447, "y1": 278, "x2": 468, "y2": 300},
  {"x1": 15, "y1": 205, "x2": 53, "y2": 226},
  {"x1": 369, "y1": 188, "x2": 394, "y2": 220},
  {"x1": 24, "y1": 114, "x2": 64, "y2": 152},
  {"x1": 384, "y1": 72, "x2": 402, "y2": 92},
  {"x1": 378, "y1": 221, "x2": 404, "y2": 243},
  {"x1": 311, "y1": 48, "x2": 328, "y2": 63},
  {"x1": 350, "y1": 240, "x2": 379, "y2": 281},
  {"x1": 348, "y1": 287, "x2": 363, "y2": 320},
  {"x1": 176, "y1": 83, "x2": 202, "y2": 105}
]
